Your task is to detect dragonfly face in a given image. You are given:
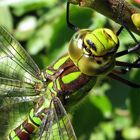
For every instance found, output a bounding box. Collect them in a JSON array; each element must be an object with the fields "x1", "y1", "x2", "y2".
[{"x1": 69, "y1": 28, "x2": 119, "y2": 76}]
